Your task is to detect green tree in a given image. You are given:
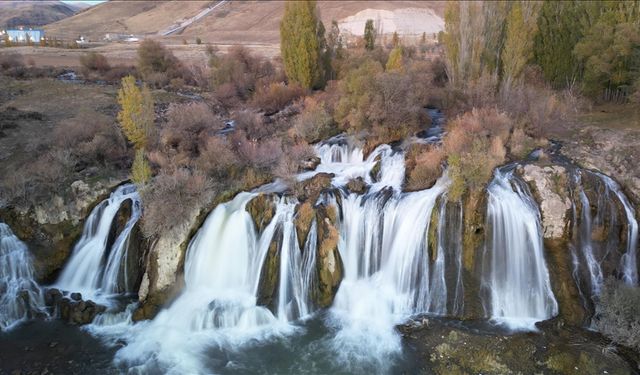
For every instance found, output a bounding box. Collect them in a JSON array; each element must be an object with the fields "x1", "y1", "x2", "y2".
[
  {"x1": 364, "y1": 19, "x2": 376, "y2": 50},
  {"x1": 574, "y1": 3, "x2": 640, "y2": 99},
  {"x1": 280, "y1": 0, "x2": 326, "y2": 89},
  {"x1": 386, "y1": 46, "x2": 404, "y2": 72},
  {"x1": 501, "y1": 1, "x2": 541, "y2": 91},
  {"x1": 117, "y1": 75, "x2": 154, "y2": 149}
]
